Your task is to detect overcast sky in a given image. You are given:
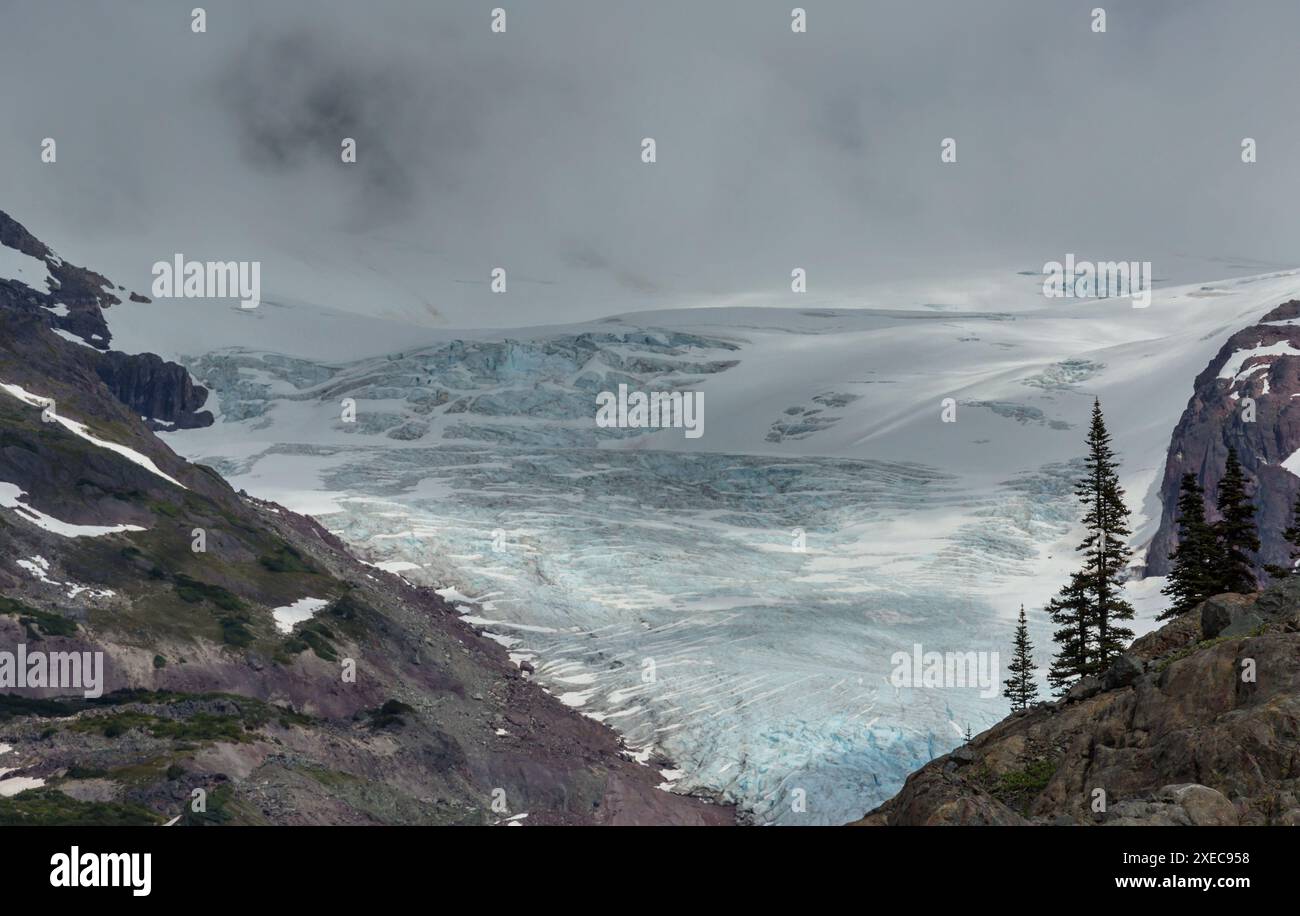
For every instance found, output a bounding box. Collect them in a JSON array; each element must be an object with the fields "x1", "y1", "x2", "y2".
[{"x1": 2, "y1": 0, "x2": 1298, "y2": 327}]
